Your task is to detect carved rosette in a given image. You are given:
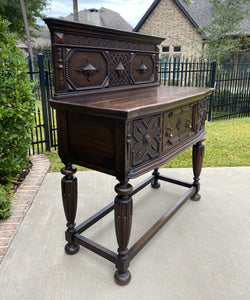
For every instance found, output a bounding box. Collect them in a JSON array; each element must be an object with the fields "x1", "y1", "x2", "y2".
[{"x1": 131, "y1": 115, "x2": 161, "y2": 166}]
